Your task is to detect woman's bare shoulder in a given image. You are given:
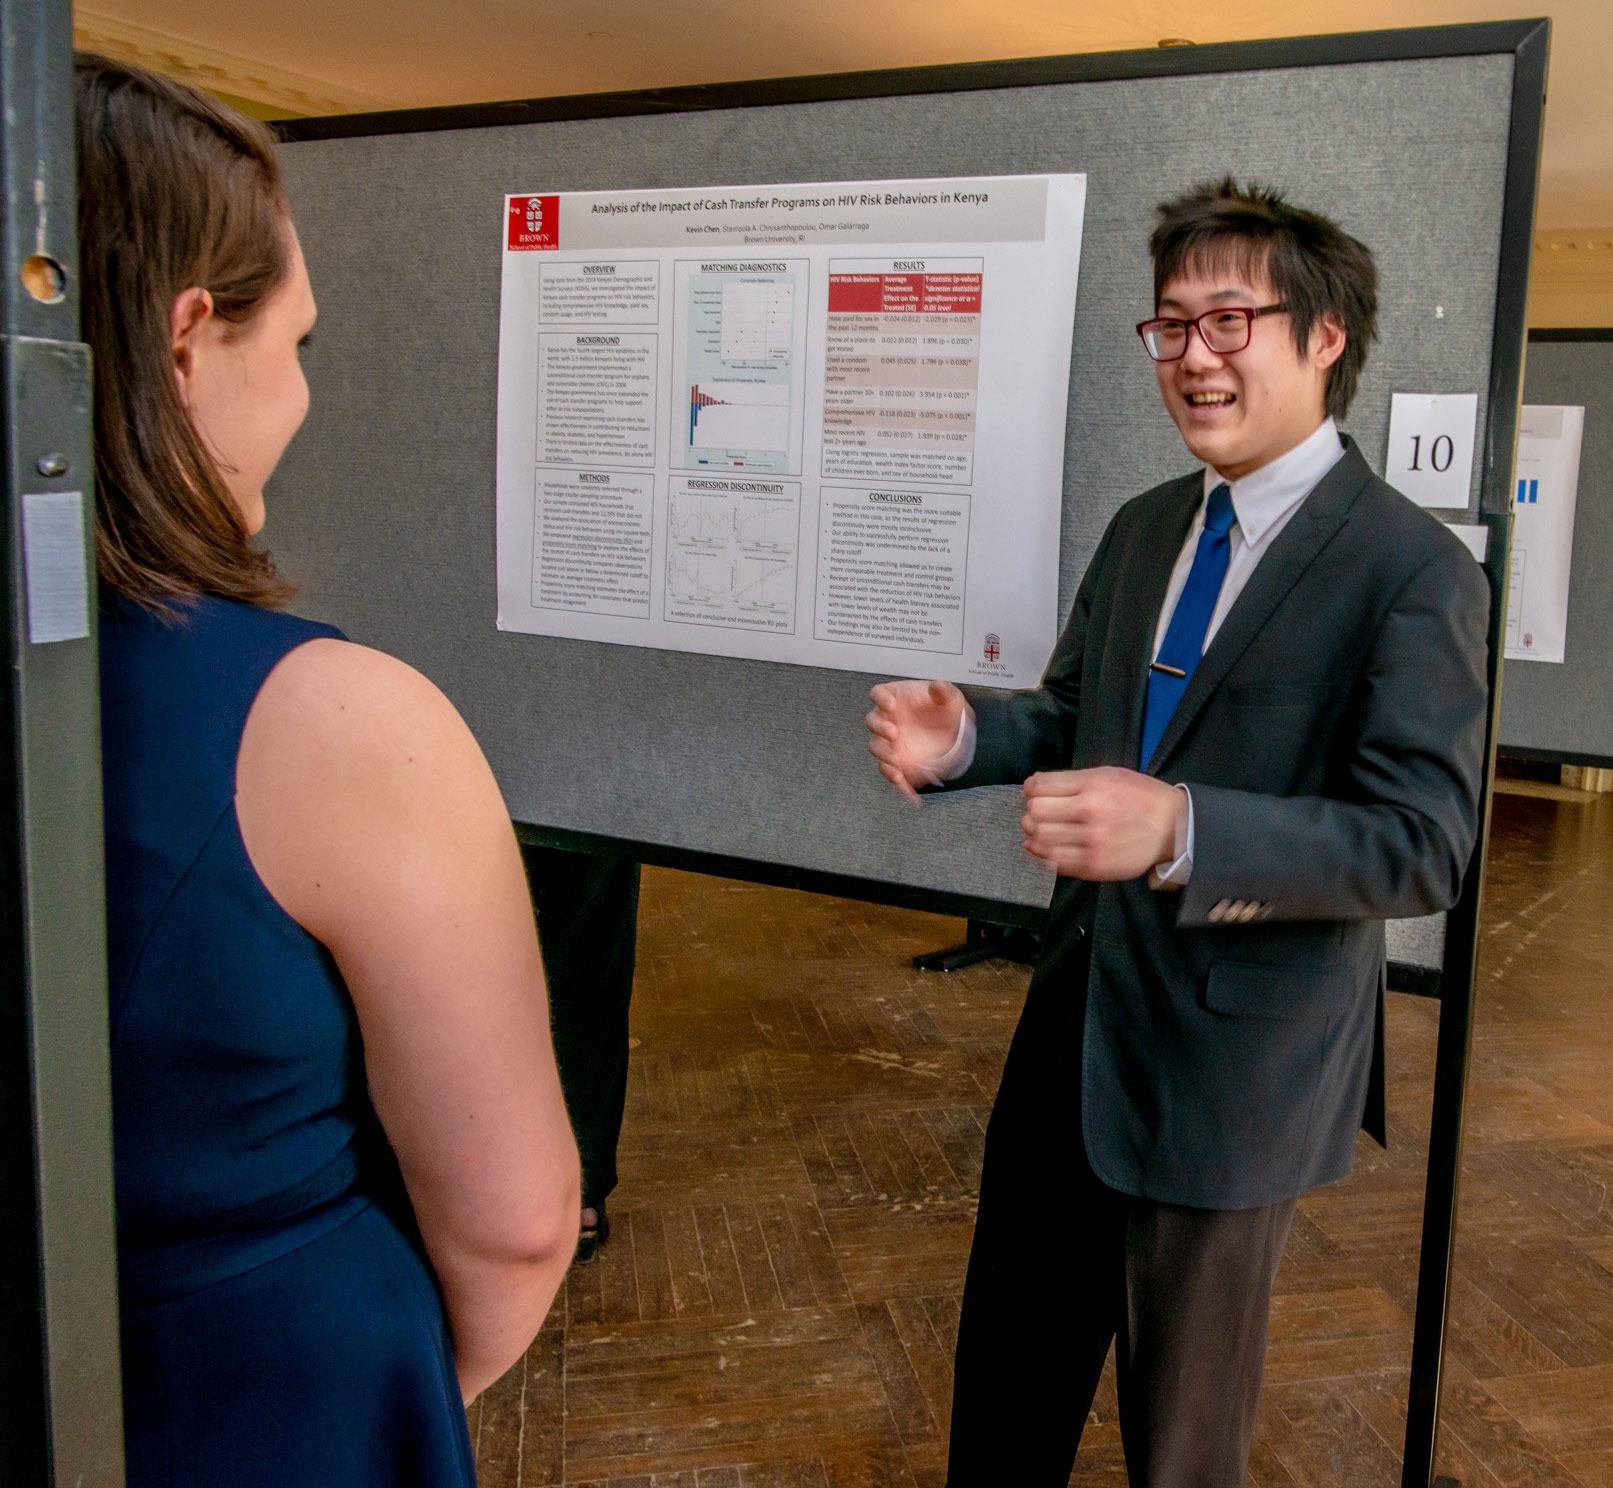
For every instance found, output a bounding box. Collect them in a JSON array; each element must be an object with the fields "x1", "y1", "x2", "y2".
[
  {"x1": 247, "y1": 636, "x2": 470, "y2": 753},
  {"x1": 237, "y1": 637, "x2": 507, "y2": 937}
]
